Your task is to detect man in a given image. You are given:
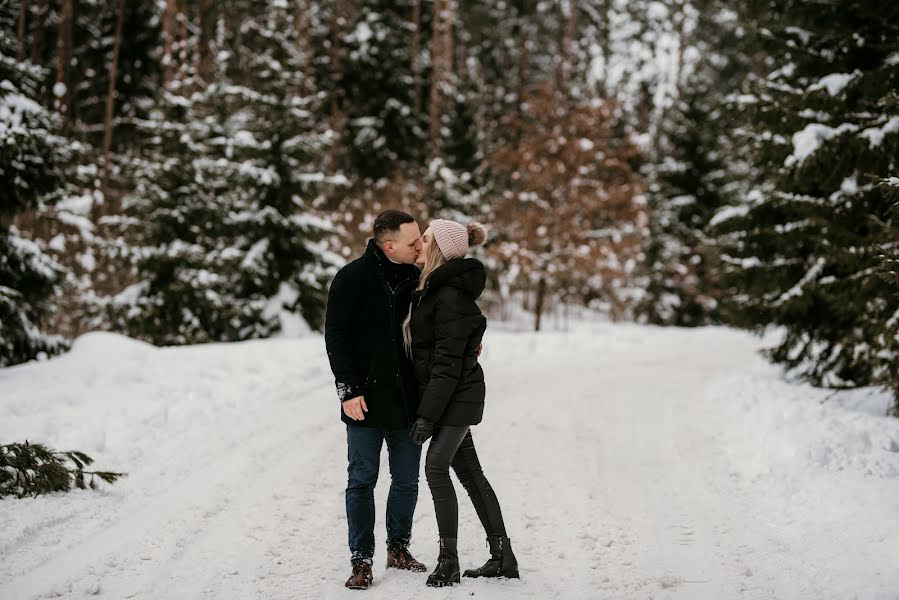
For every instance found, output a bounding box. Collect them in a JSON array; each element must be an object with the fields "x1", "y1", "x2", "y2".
[{"x1": 324, "y1": 210, "x2": 427, "y2": 590}]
